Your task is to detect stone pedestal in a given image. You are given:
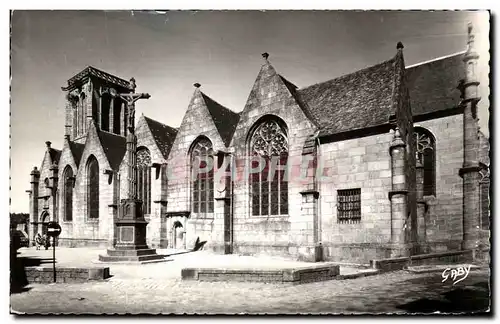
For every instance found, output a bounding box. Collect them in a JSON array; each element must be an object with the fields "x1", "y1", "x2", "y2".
[{"x1": 99, "y1": 199, "x2": 165, "y2": 263}]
